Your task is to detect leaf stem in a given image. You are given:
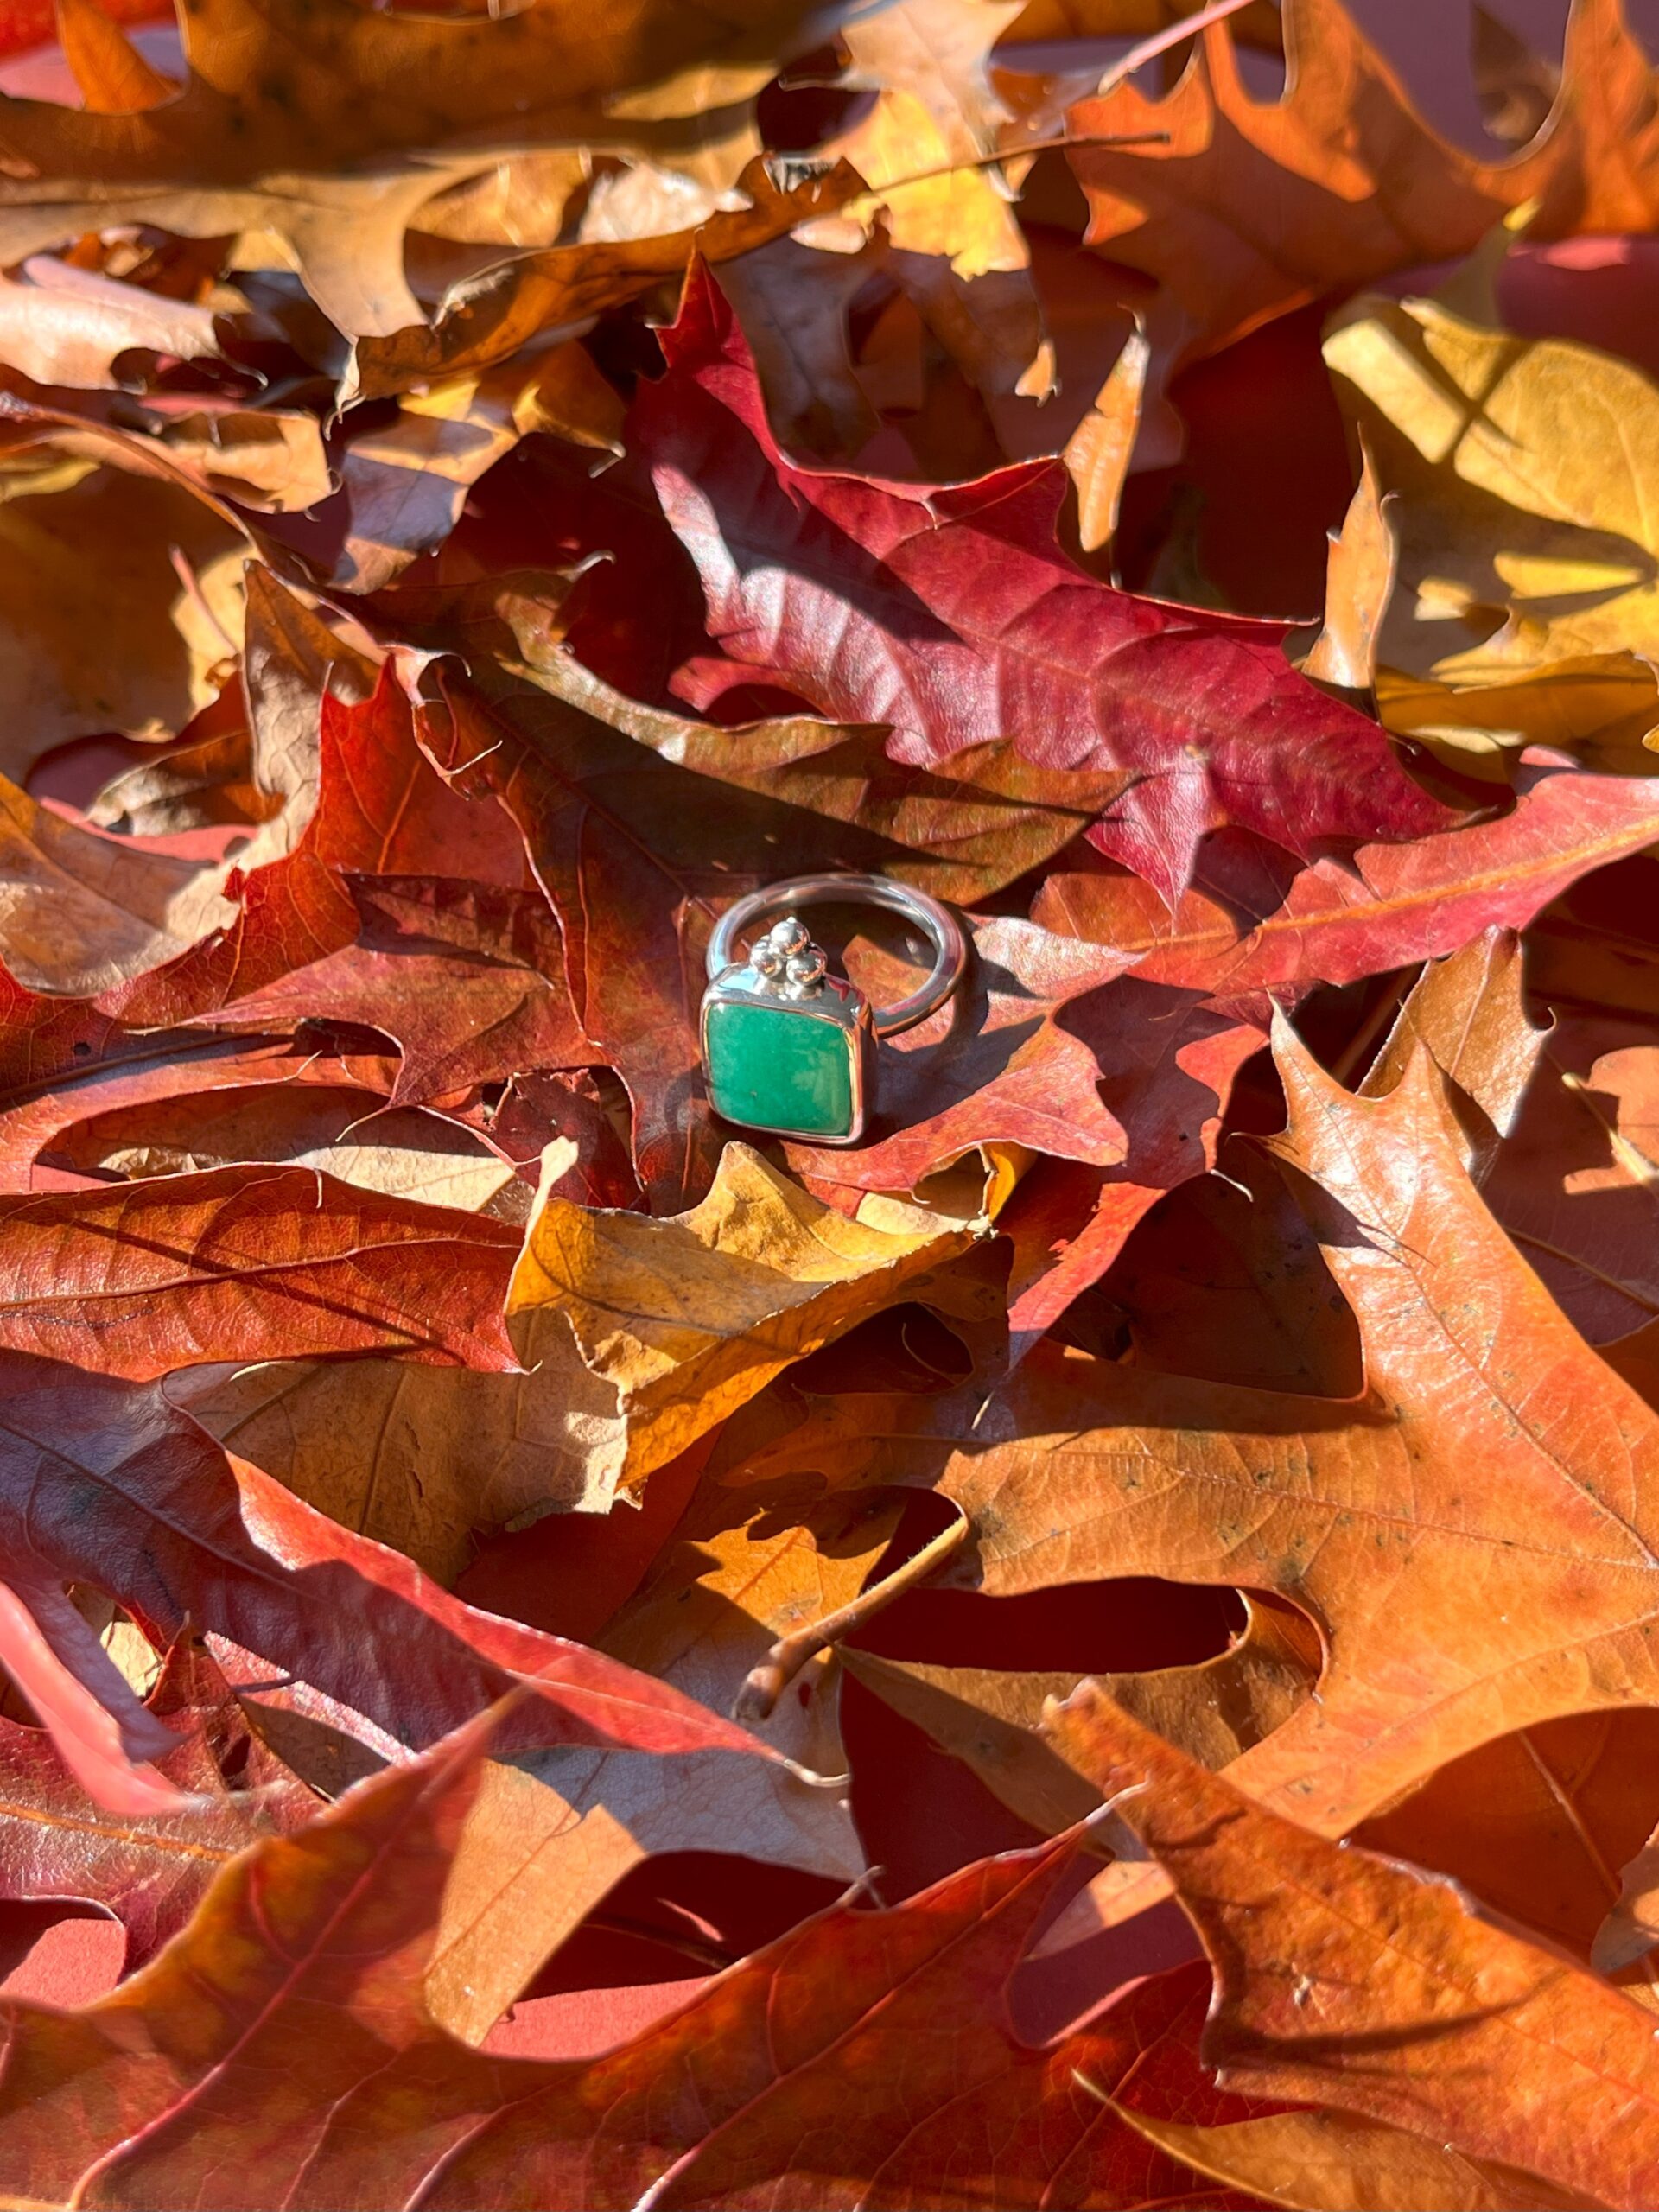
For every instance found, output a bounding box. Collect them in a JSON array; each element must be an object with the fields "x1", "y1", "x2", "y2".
[
  {"x1": 868, "y1": 128, "x2": 1172, "y2": 199},
  {"x1": 734, "y1": 1512, "x2": 969, "y2": 1724}
]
